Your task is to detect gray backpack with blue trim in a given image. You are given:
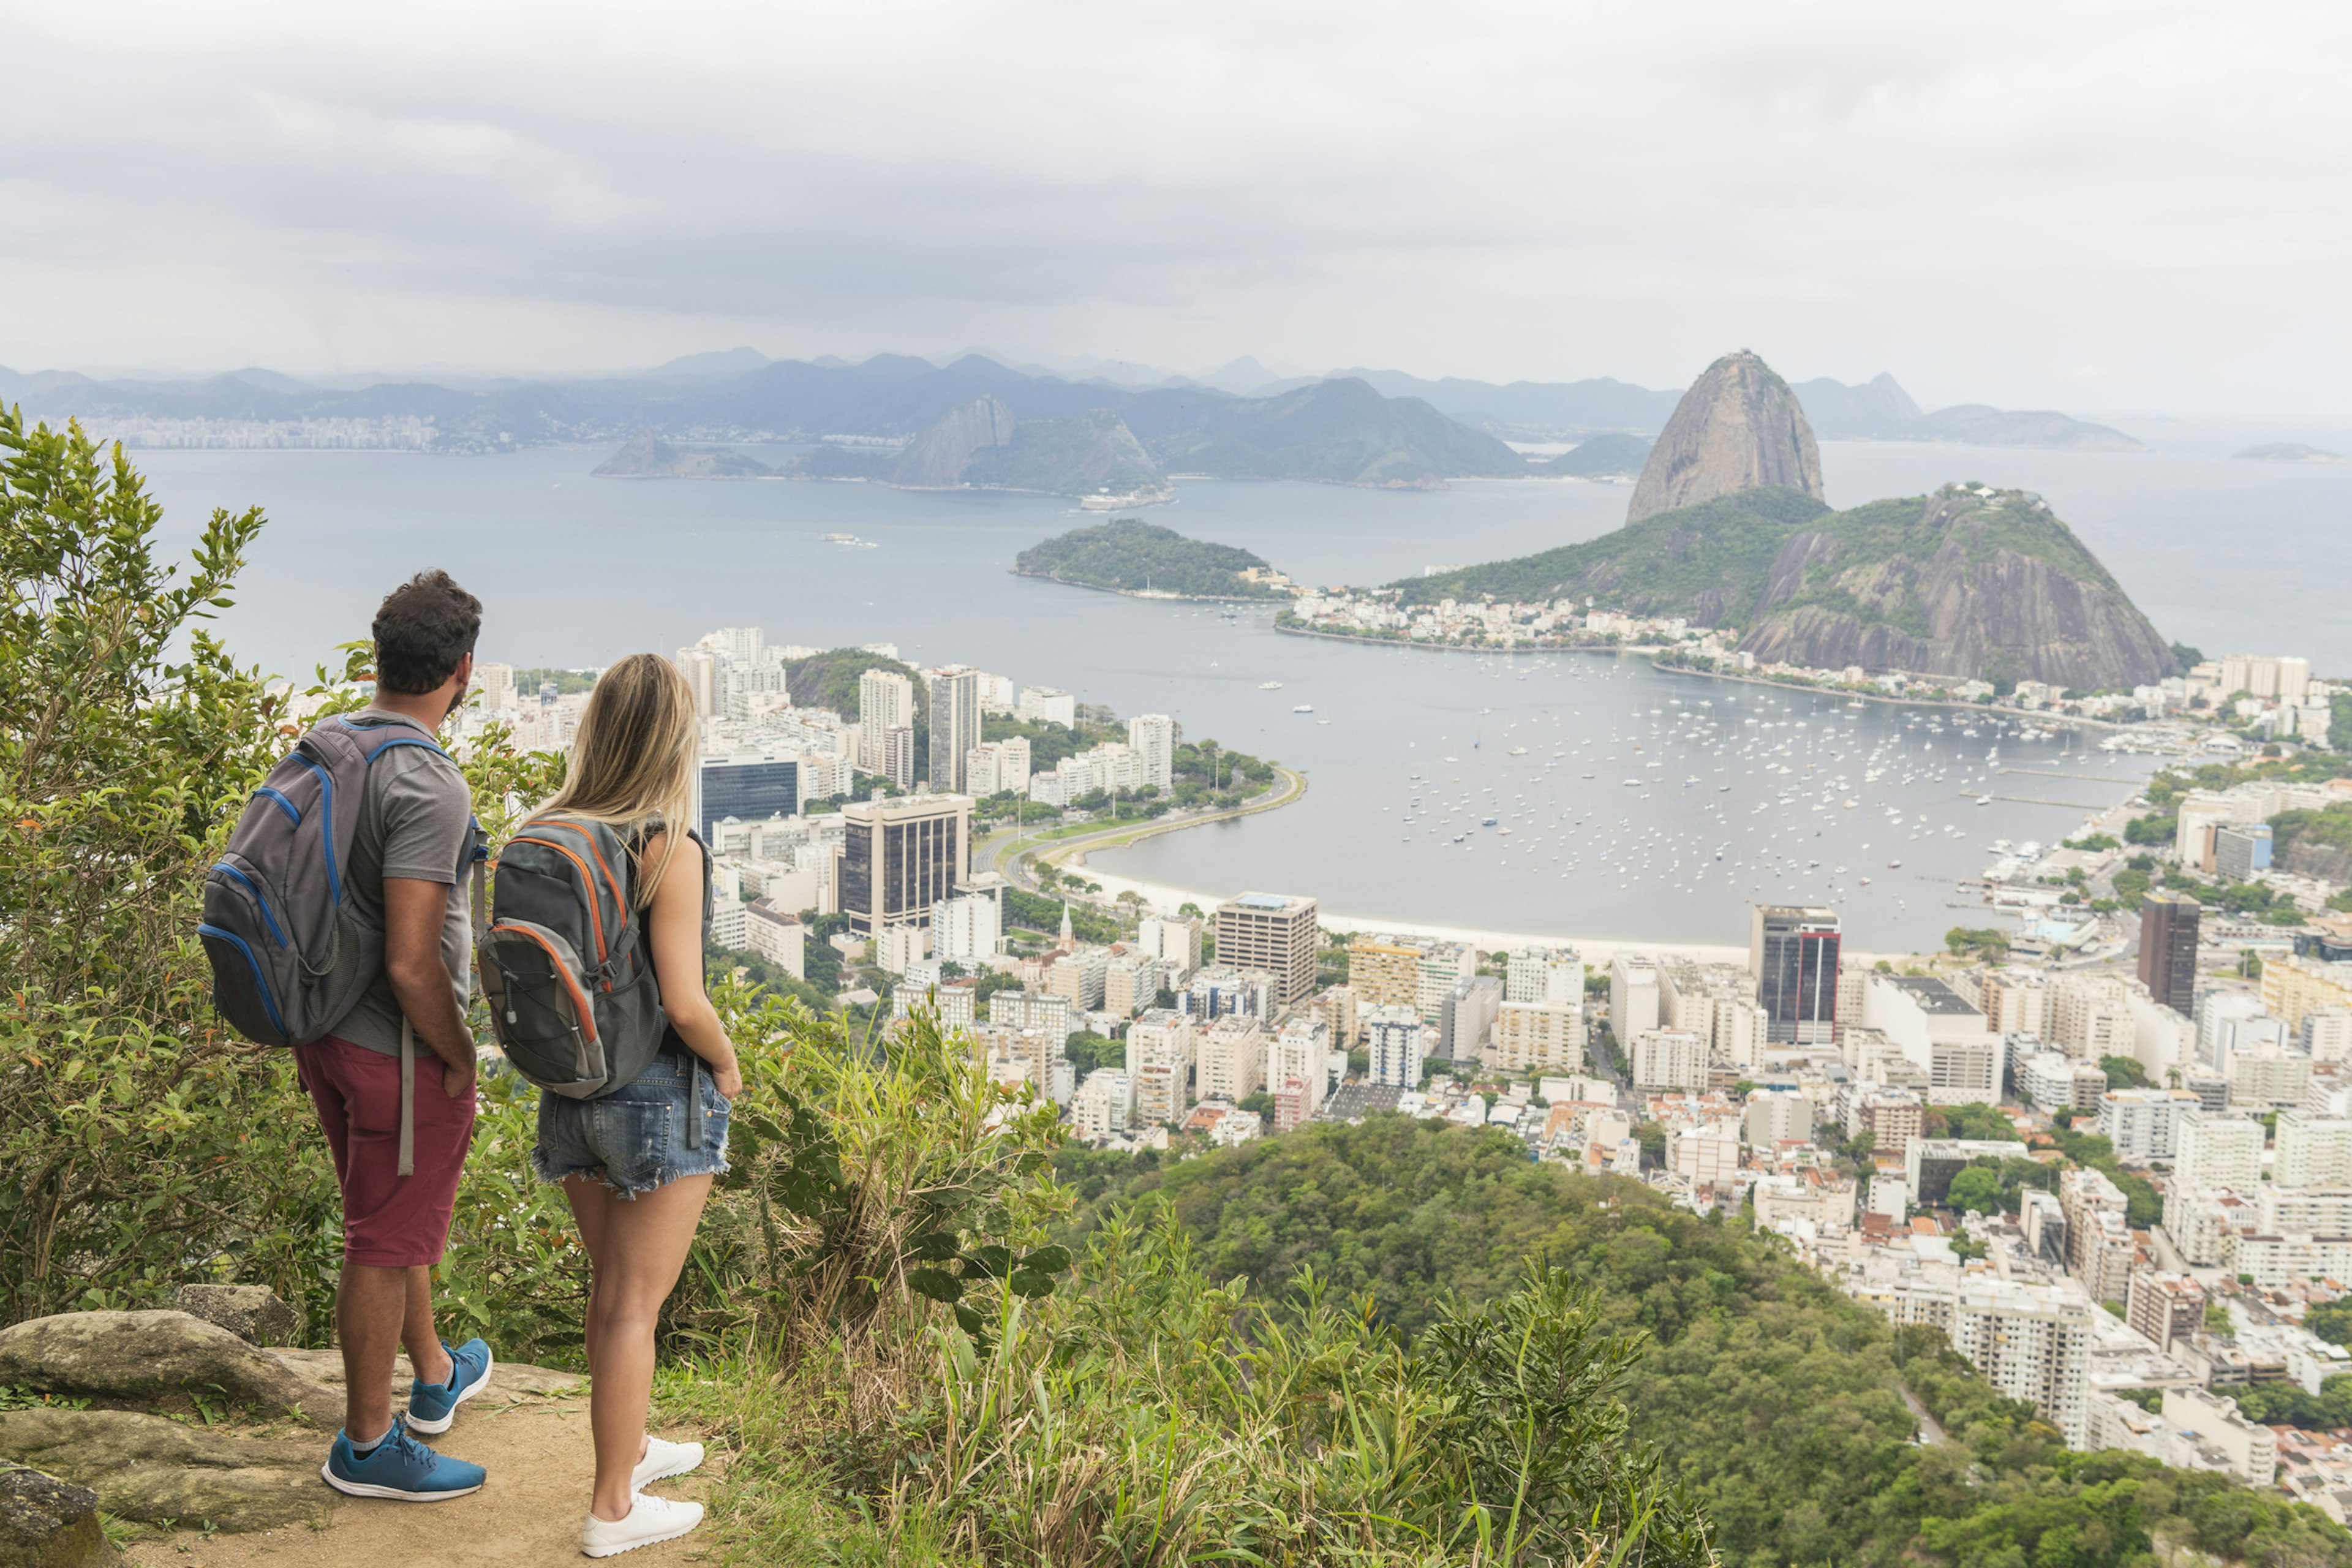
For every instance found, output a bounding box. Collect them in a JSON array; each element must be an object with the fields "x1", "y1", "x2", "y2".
[{"x1": 200, "y1": 712, "x2": 480, "y2": 1049}]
